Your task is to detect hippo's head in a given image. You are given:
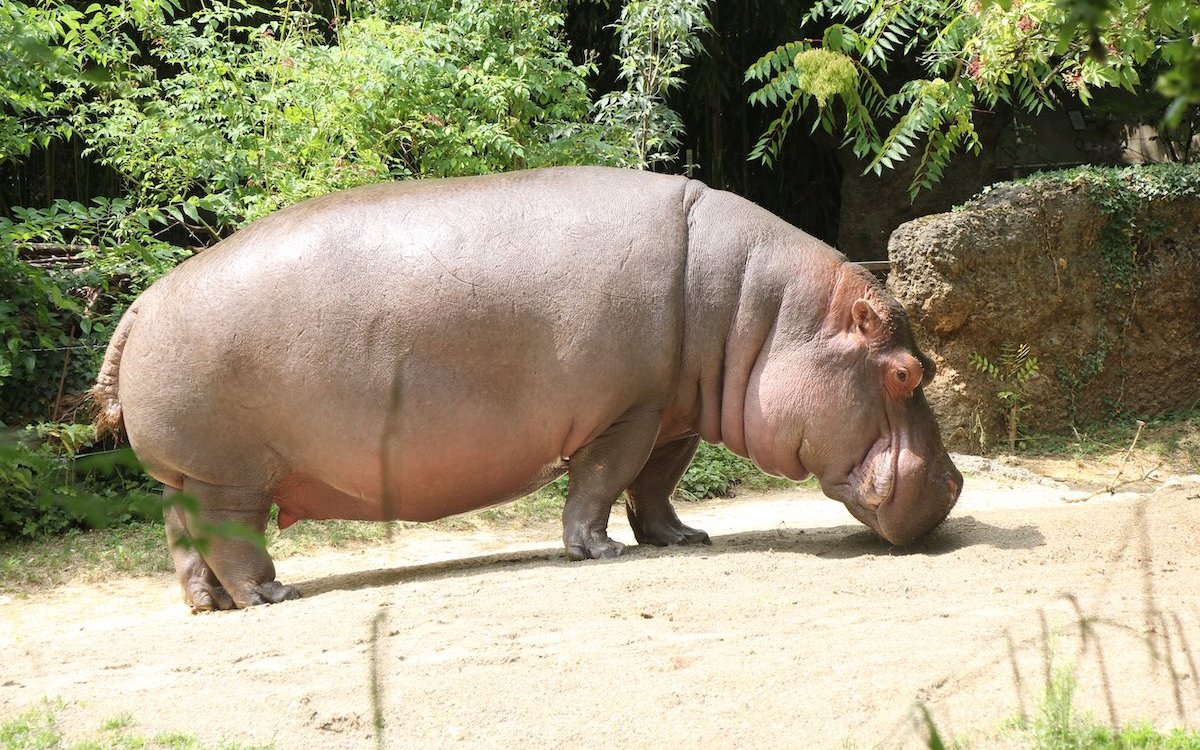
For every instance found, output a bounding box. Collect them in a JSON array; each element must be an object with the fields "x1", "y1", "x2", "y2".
[{"x1": 742, "y1": 264, "x2": 962, "y2": 545}]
